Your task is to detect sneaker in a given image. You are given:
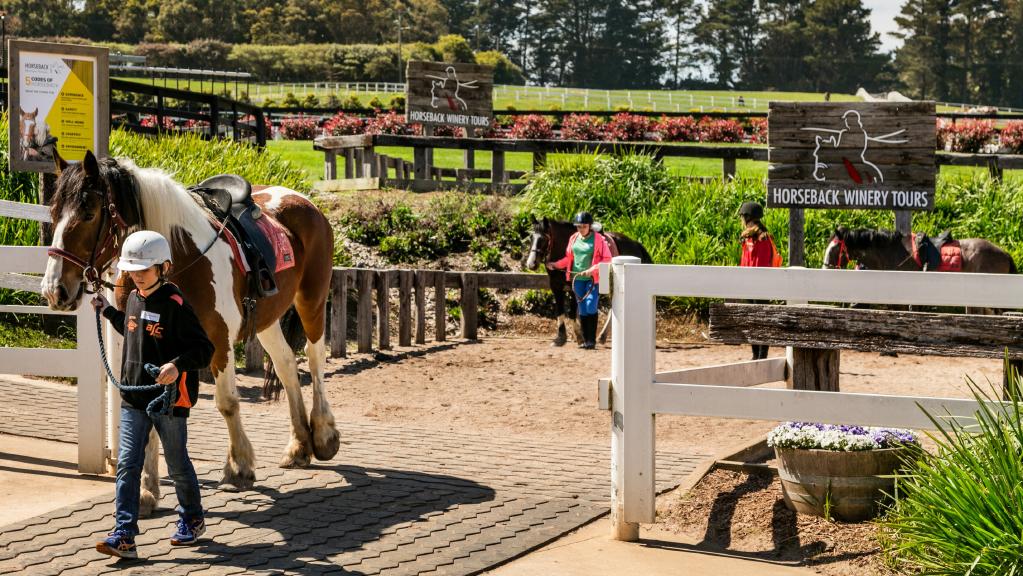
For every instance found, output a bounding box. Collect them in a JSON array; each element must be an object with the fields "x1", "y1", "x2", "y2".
[
  {"x1": 170, "y1": 517, "x2": 206, "y2": 546},
  {"x1": 96, "y1": 530, "x2": 137, "y2": 559}
]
